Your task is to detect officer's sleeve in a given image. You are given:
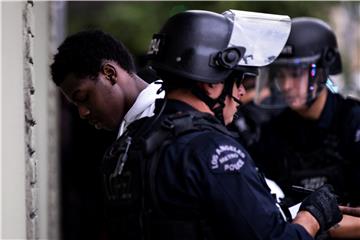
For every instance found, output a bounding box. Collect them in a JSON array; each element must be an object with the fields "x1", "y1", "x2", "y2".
[
  {"x1": 344, "y1": 105, "x2": 360, "y2": 204},
  {"x1": 185, "y1": 132, "x2": 313, "y2": 240}
]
